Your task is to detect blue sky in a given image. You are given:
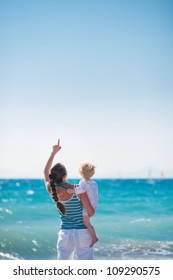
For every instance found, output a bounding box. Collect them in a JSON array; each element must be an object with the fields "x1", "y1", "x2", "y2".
[{"x1": 1, "y1": 0, "x2": 173, "y2": 178}]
